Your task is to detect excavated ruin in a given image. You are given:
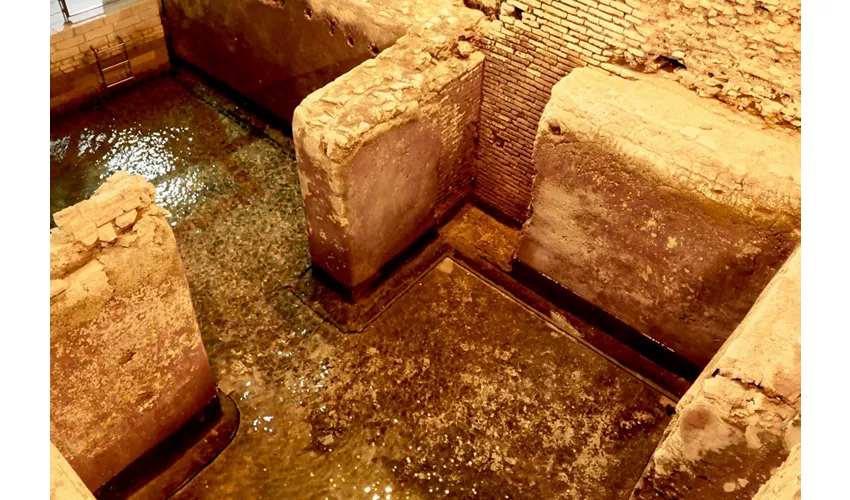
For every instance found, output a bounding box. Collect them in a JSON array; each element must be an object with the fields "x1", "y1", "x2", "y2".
[{"x1": 50, "y1": 0, "x2": 801, "y2": 498}]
